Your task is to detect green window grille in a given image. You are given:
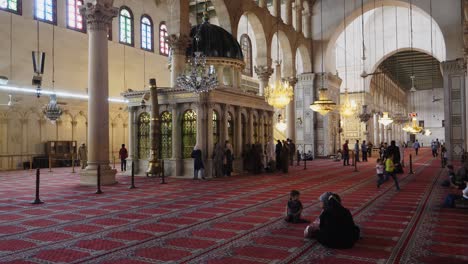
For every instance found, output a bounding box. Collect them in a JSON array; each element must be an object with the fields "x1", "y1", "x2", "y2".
[
  {"x1": 182, "y1": 110, "x2": 197, "y2": 158},
  {"x1": 212, "y1": 110, "x2": 219, "y2": 145},
  {"x1": 138, "y1": 112, "x2": 150, "y2": 159},
  {"x1": 160, "y1": 111, "x2": 172, "y2": 159},
  {"x1": 119, "y1": 8, "x2": 133, "y2": 45},
  {"x1": 1, "y1": 0, "x2": 20, "y2": 14}
]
